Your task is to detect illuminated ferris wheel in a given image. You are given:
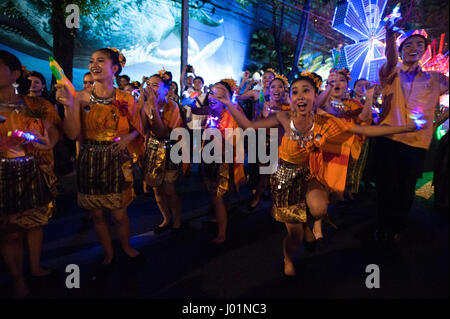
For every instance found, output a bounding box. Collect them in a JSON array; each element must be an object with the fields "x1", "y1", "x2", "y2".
[{"x1": 332, "y1": 0, "x2": 388, "y2": 83}]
